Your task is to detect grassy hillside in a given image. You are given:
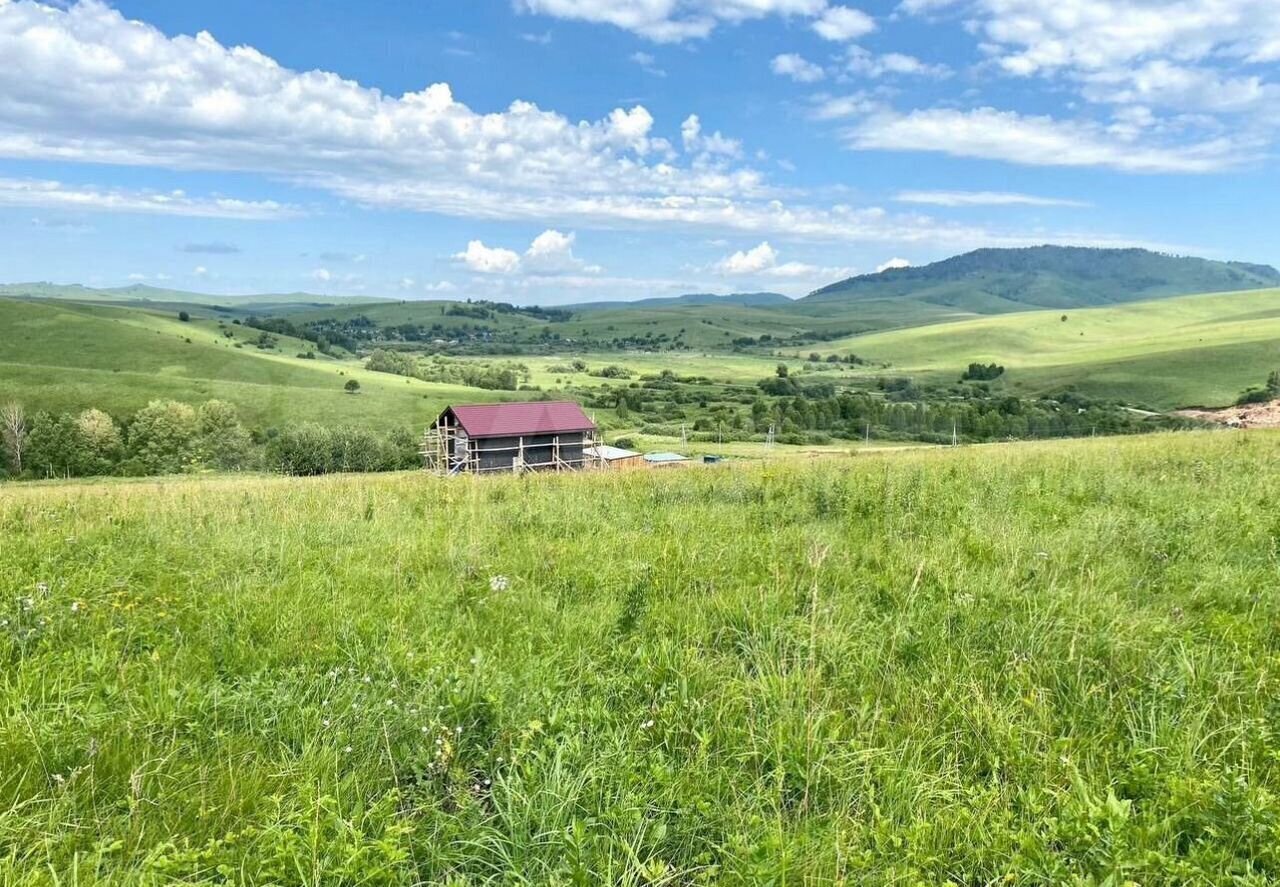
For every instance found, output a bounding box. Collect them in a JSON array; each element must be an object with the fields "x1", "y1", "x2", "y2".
[
  {"x1": 0, "y1": 282, "x2": 389, "y2": 313},
  {"x1": 807, "y1": 246, "x2": 1280, "y2": 313},
  {"x1": 814, "y1": 287, "x2": 1280, "y2": 408},
  {"x1": 3, "y1": 432, "x2": 1279, "y2": 883},
  {"x1": 0, "y1": 299, "x2": 500, "y2": 429}
]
